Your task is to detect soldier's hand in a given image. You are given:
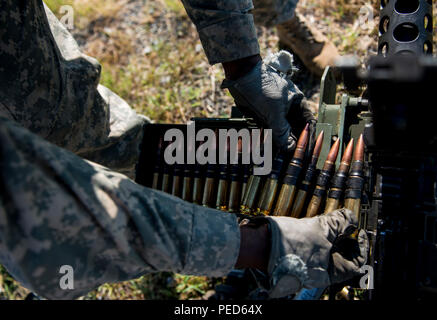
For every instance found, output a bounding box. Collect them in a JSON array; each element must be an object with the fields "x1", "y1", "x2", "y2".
[
  {"x1": 222, "y1": 51, "x2": 316, "y2": 153},
  {"x1": 236, "y1": 208, "x2": 368, "y2": 299}
]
